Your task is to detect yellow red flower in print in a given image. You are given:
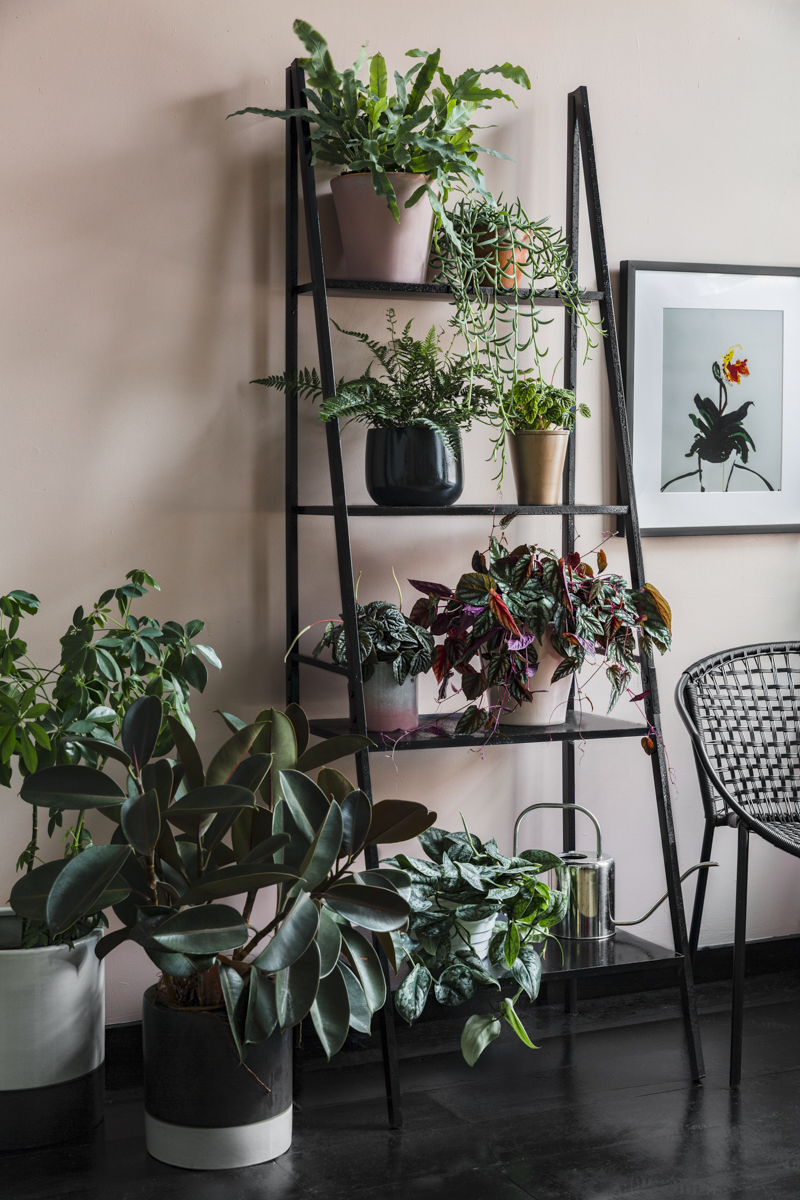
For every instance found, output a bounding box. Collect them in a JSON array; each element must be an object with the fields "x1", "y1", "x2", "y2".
[{"x1": 722, "y1": 345, "x2": 750, "y2": 385}]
